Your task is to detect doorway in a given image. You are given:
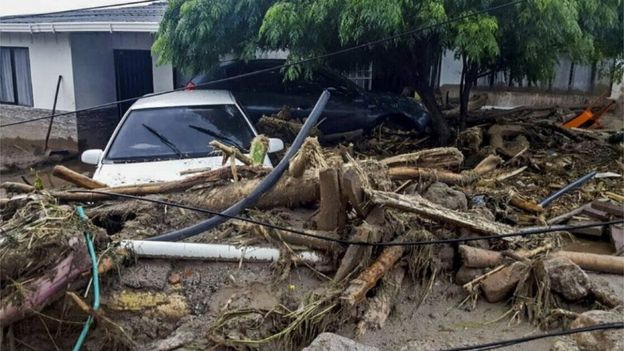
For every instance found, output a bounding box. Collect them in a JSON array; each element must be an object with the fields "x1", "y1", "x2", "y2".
[{"x1": 114, "y1": 49, "x2": 154, "y2": 118}]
